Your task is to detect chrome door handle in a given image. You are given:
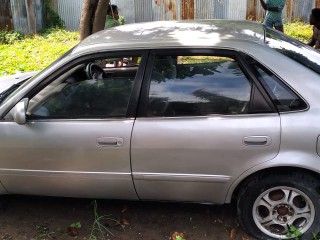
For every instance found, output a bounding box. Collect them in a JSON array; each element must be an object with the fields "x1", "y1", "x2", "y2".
[
  {"x1": 243, "y1": 136, "x2": 271, "y2": 146},
  {"x1": 97, "y1": 137, "x2": 123, "y2": 147}
]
